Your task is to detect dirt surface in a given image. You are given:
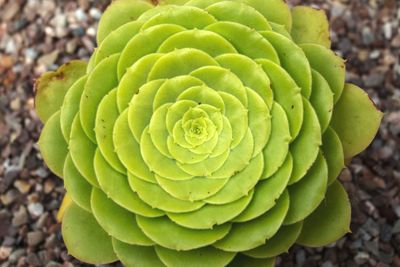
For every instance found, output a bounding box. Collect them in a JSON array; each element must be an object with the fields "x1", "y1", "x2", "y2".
[{"x1": 0, "y1": 0, "x2": 399, "y2": 266}]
